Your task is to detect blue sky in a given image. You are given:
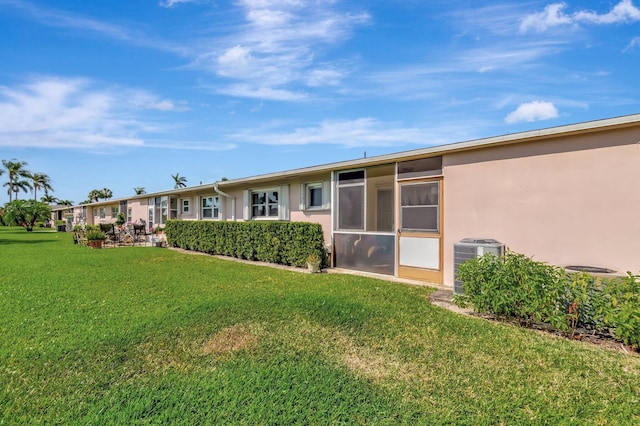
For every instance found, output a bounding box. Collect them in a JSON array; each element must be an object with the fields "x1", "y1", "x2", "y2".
[{"x1": 1, "y1": 0, "x2": 639, "y2": 205}]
